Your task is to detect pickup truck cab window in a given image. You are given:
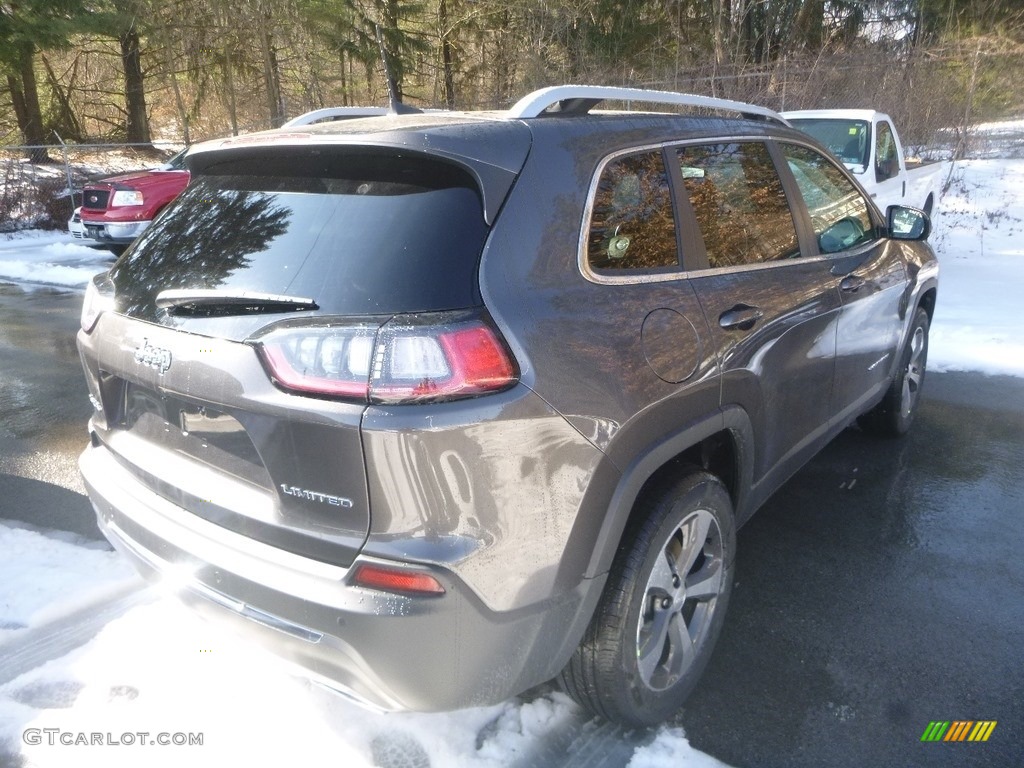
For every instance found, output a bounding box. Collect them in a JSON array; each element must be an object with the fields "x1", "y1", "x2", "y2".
[
  {"x1": 586, "y1": 151, "x2": 679, "y2": 272},
  {"x1": 784, "y1": 118, "x2": 869, "y2": 167},
  {"x1": 781, "y1": 143, "x2": 877, "y2": 254},
  {"x1": 675, "y1": 142, "x2": 799, "y2": 269}
]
